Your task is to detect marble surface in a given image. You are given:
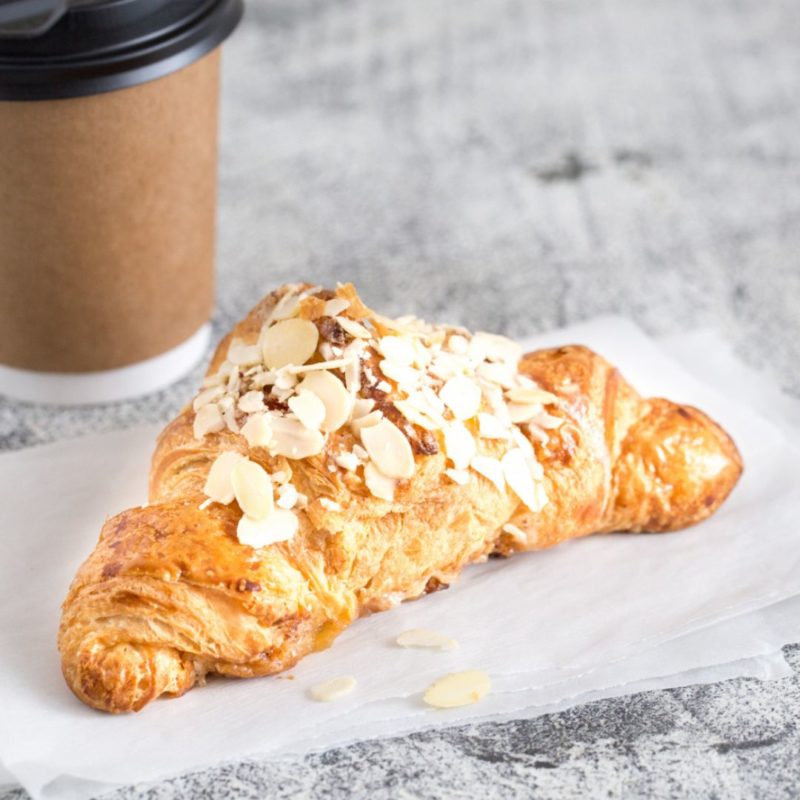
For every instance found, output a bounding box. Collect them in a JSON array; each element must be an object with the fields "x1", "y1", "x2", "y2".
[{"x1": 2, "y1": 0, "x2": 799, "y2": 796}]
